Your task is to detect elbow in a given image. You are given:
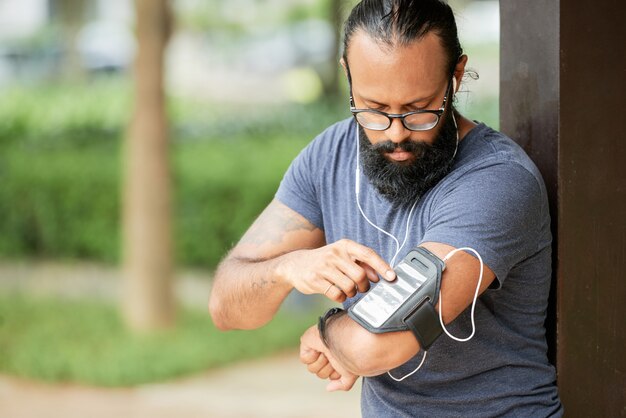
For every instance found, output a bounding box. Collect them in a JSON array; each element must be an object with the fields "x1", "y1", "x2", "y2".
[
  {"x1": 334, "y1": 329, "x2": 389, "y2": 377},
  {"x1": 208, "y1": 292, "x2": 272, "y2": 331},
  {"x1": 209, "y1": 303, "x2": 232, "y2": 331},
  {"x1": 349, "y1": 345, "x2": 390, "y2": 377},
  {"x1": 345, "y1": 352, "x2": 386, "y2": 377},
  {"x1": 208, "y1": 295, "x2": 231, "y2": 331}
]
